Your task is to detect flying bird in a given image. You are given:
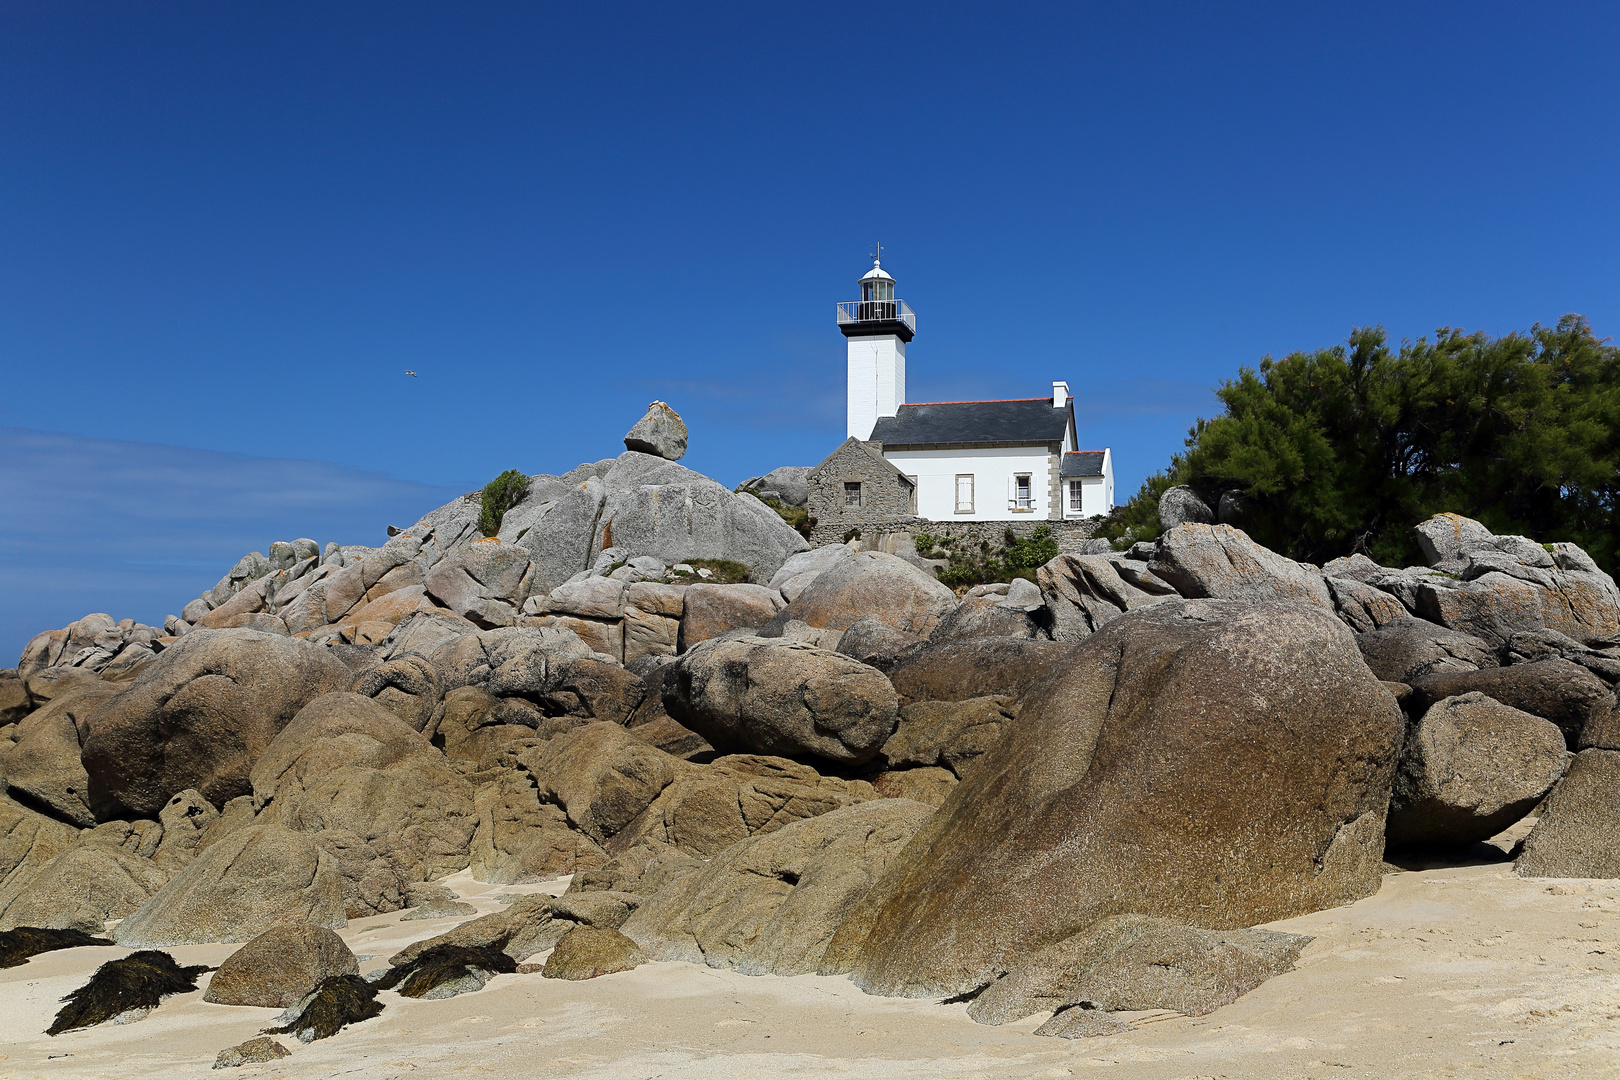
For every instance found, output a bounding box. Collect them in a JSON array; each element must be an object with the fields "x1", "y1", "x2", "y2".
[{"x1": 405, "y1": 370, "x2": 417, "y2": 377}]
